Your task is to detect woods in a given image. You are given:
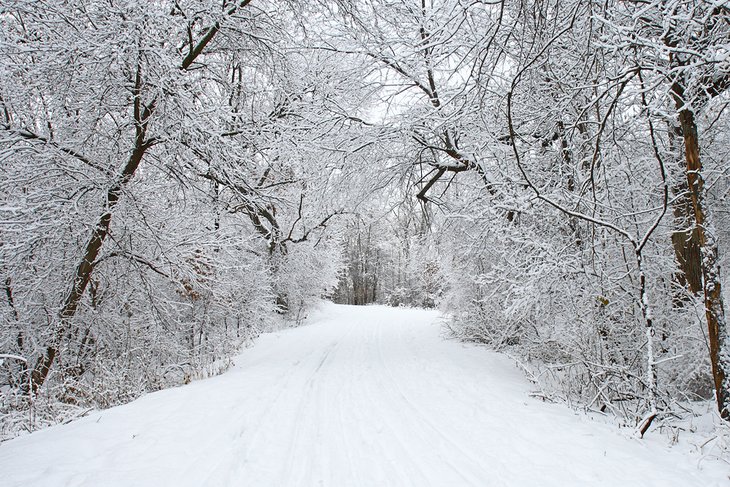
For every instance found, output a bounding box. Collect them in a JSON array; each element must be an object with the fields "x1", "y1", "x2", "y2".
[{"x1": 1, "y1": 0, "x2": 729, "y2": 439}]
